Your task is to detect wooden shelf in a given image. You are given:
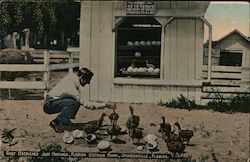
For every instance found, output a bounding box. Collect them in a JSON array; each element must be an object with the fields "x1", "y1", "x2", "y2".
[
  {"x1": 118, "y1": 56, "x2": 159, "y2": 59},
  {"x1": 118, "y1": 27, "x2": 161, "y2": 30},
  {"x1": 122, "y1": 71, "x2": 160, "y2": 77},
  {"x1": 117, "y1": 45, "x2": 160, "y2": 50}
]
